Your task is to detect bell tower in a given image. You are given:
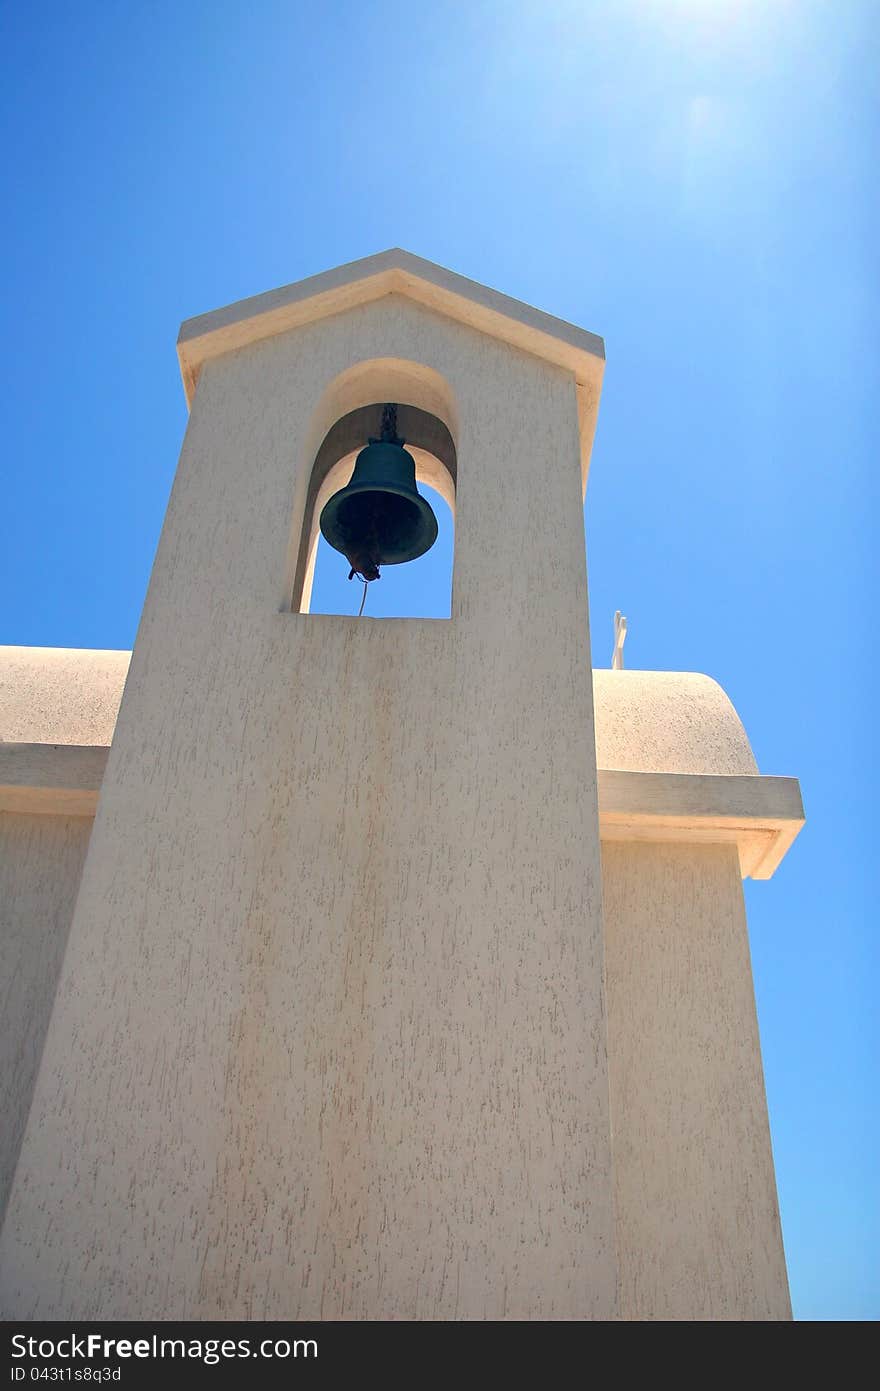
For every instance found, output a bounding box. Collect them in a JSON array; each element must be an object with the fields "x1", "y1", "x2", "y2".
[
  {"x1": 0, "y1": 251, "x2": 801, "y2": 1321},
  {"x1": 1, "y1": 251, "x2": 615, "y2": 1319}
]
